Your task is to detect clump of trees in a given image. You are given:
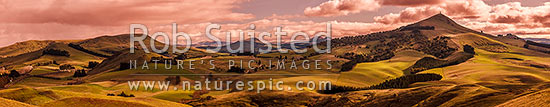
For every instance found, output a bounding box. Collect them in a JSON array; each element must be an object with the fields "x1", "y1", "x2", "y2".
[
  {"x1": 73, "y1": 69, "x2": 87, "y2": 77},
  {"x1": 59, "y1": 64, "x2": 75, "y2": 70},
  {"x1": 35, "y1": 60, "x2": 58, "y2": 66},
  {"x1": 2, "y1": 70, "x2": 21, "y2": 86},
  {"x1": 119, "y1": 62, "x2": 130, "y2": 70},
  {"x1": 414, "y1": 36, "x2": 457, "y2": 58},
  {"x1": 317, "y1": 73, "x2": 443, "y2": 94},
  {"x1": 368, "y1": 73, "x2": 442, "y2": 89},
  {"x1": 340, "y1": 61, "x2": 358, "y2": 71},
  {"x1": 43, "y1": 49, "x2": 70, "y2": 57},
  {"x1": 405, "y1": 44, "x2": 475, "y2": 74},
  {"x1": 339, "y1": 51, "x2": 395, "y2": 72},
  {"x1": 174, "y1": 53, "x2": 187, "y2": 60},
  {"x1": 107, "y1": 91, "x2": 134, "y2": 97},
  {"x1": 330, "y1": 32, "x2": 457, "y2": 71},
  {"x1": 227, "y1": 66, "x2": 246, "y2": 73},
  {"x1": 405, "y1": 52, "x2": 473, "y2": 74},
  {"x1": 8, "y1": 70, "x2": 20, "y2": 78},
  {"x1": 406, "y1": 57, "x2": 447, "y2": 74},
  {"x1": 87, "y1": 61, "x2": 100, "y2": 68},
  {"x1": 117, "y1": 91, "x2": 134, "y2": 97},
  {"x1": 463, "y1": 45, "x2": 475, "y2": 54}
]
